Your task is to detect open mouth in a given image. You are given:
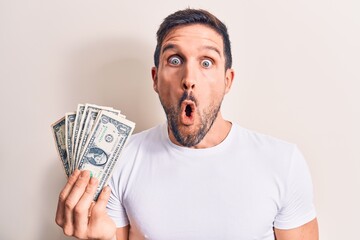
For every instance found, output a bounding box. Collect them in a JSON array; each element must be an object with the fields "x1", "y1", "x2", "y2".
[
  {"x1": 185, "y1": 104, "x2": 192, "y2": 117},
  {"x1": 181, "y1": 101, "x2": 195, "y2": 124}
]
